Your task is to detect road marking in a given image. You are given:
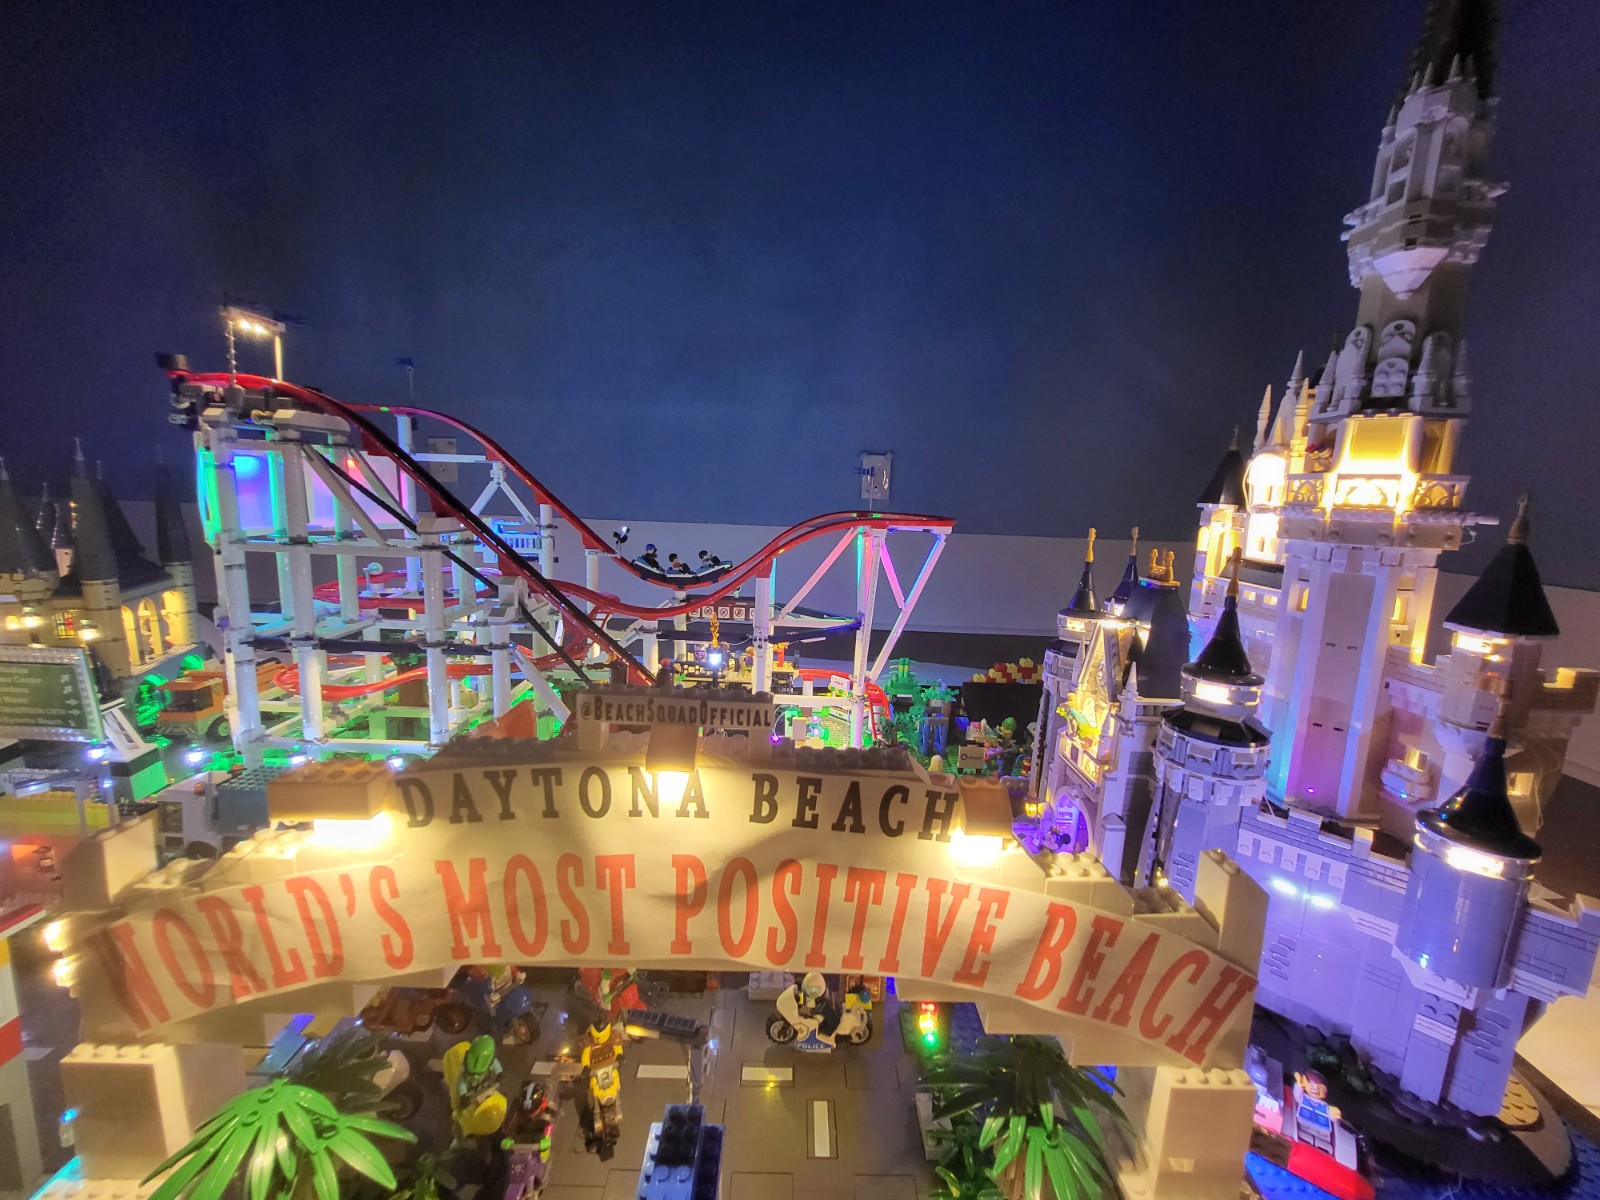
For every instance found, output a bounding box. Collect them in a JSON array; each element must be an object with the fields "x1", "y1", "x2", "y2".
[
  {"x1": 635, "y1": 1063, "x2": 691, "y2": 1081},
  {"x1": 740, "y1": 1064, "x2": 793, "y2": 1086},
  {"x1": 810, "y1": 1099, "x2": 835, "y2": 1158}
]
